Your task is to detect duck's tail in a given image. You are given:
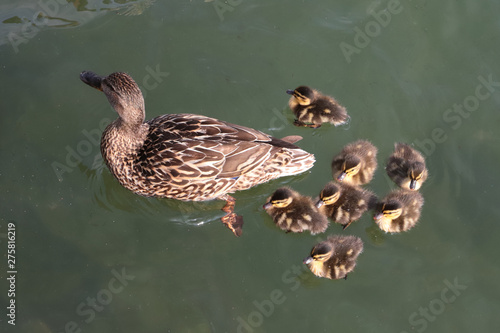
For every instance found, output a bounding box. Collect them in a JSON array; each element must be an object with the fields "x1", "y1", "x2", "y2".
[
  {"x1": 282, "y1": 148, "x2": 315, "y2": 176},
  {"x1": 230, "y1": 148, "x2": 315, "y2": 193}
]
